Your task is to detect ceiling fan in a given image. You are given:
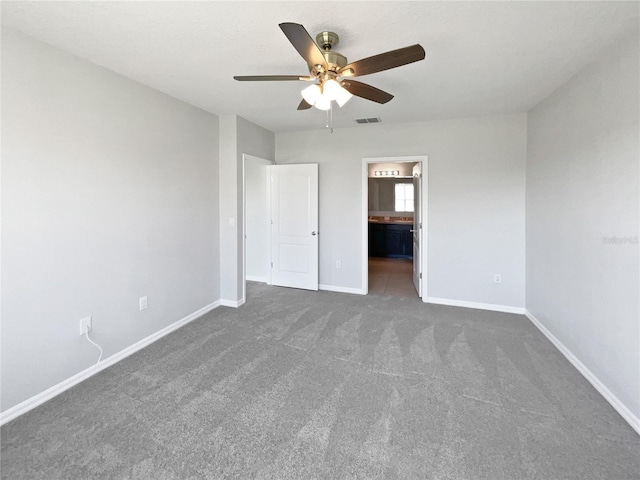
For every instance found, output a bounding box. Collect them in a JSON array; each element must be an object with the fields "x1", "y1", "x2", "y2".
[{"x1": 233, "y1": 23, "x2": 425, "y2": 111}]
